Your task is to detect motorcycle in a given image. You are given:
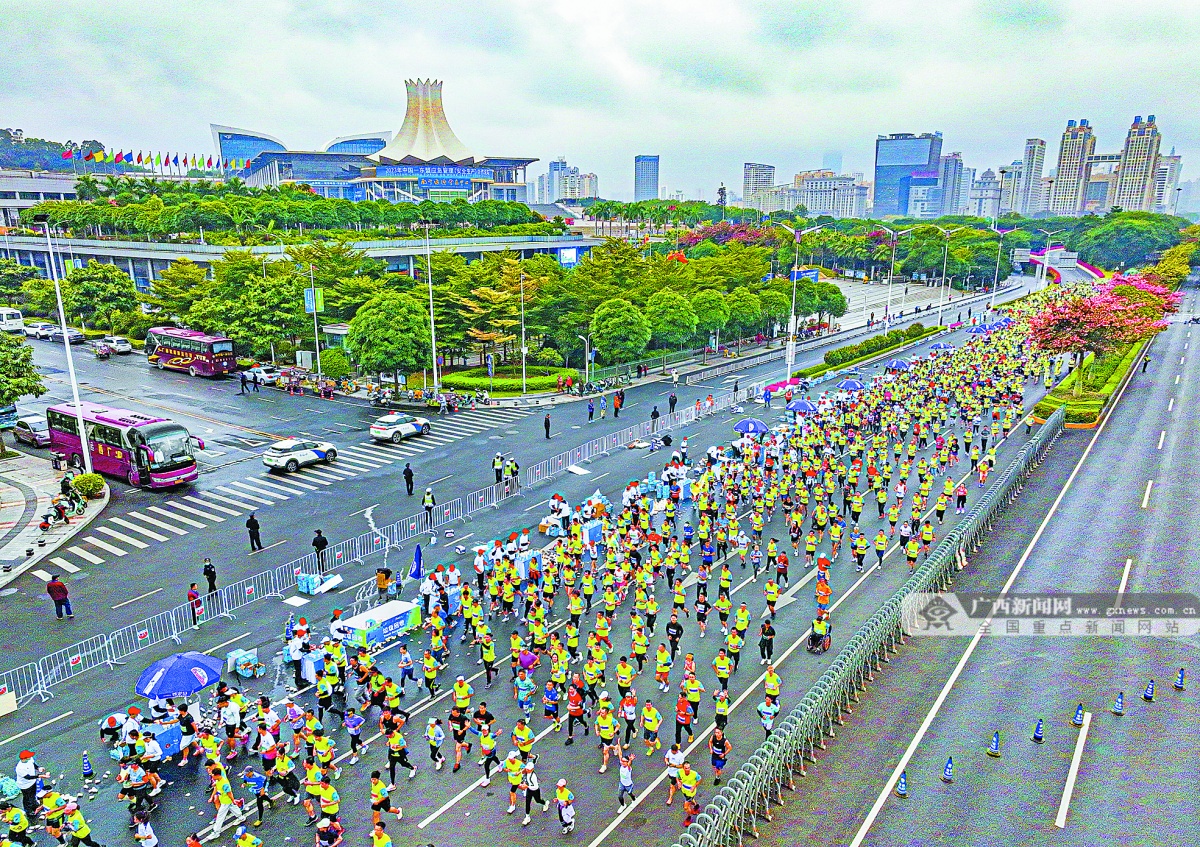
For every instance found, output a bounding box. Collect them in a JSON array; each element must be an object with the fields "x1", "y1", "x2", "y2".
[
  {"x1": 39, "y1": 493, "x2": 86, "y2": 531},
  {"x1": 92, "y1": 343, "x2": 112, "y2": 360},
  {"x1": 369, "y1": 389, "x2": 395, "y2": 408}
]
